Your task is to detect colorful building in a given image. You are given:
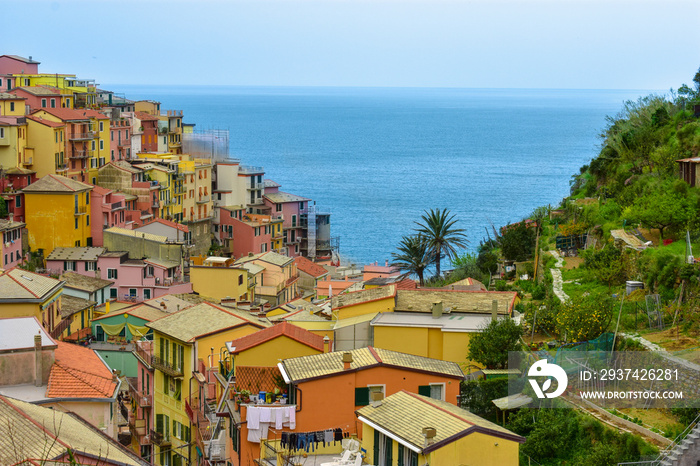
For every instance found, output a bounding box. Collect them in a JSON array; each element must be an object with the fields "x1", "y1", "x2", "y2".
[
  {"x1": 0, "y1": 218, "x2": 25, "y2": 269},
  {"x1": 189, "y1": 256, "x2": 255, "y2": 303},
  {"x1": 22, "y1": 174, "x2": 93, "y2": 252},
  {"x1": 235, "y1": 251, "x2": 299, "y2": 306},
  {"x1": 357, "y1": 390, "x2": 524, "y2": 466},
  {"x1": 25, "y1": 114, "x2": 67, "y2": 177},
  {"x1": 90, "y1": 185, "x2": 129, "y2": 246},
  {"x1": 0, "y1": 167, "x2": 38, "y2": 222},
  {"x1": 0, "y1": 267, "x2": 64, "y2": 337},
  {"x1": 294, "y1": 255, "x2": 329, "y2": 299}
]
